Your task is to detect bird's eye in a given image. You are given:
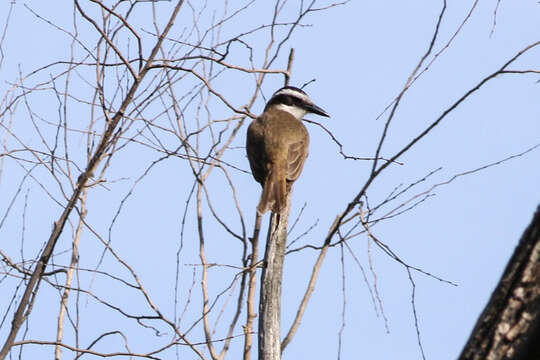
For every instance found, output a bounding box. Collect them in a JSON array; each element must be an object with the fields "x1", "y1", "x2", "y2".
[{"x1": 284, "y1": 96, "x2": 293, "y2": 106}]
